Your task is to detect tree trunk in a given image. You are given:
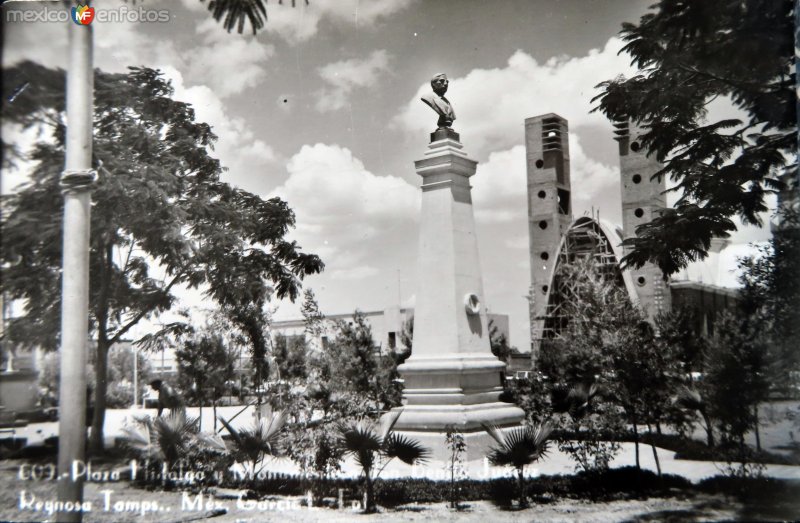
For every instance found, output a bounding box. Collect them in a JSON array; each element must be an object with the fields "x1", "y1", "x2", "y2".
[
  {"x1": 701, "y1": 409, "x2": 715, "y2": 447},
  {"x1": 89, "y1": 338, "x2": 109, "y2": 454},
  {"x1": 647, "y1": 423, "x2": 661, "y2": 477},
  {"x1": 633, "y1": 421, "x2": 640, "y2": 470},
  {"x1": 88, "y1": 243, "x2": 114, "y2": 455},
  {"x1": 364, "y1": 468, "x2": 375, "y2": 513},
  {"x1": 517, "y1": 467, "x2": 527, "y2": 508},
  {"x1": 213, "y1": 399, "x2": 218, "y2": 433},
  {"x1": 450, "y1": 448, "x2": 456, "y2": 508},
  {"x1": 754, "y1": 404, "x2": 761, "y2": 452}
]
